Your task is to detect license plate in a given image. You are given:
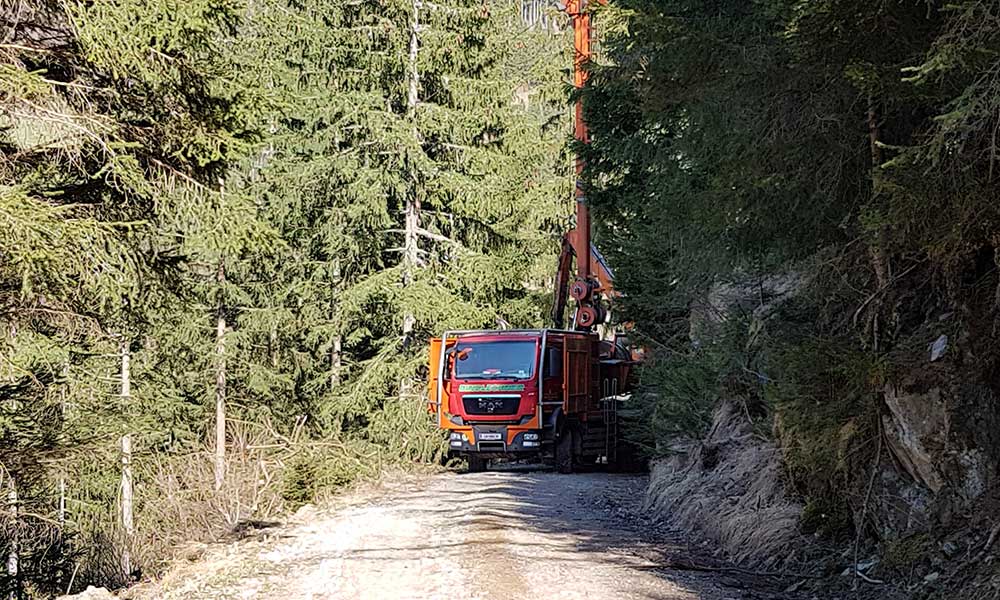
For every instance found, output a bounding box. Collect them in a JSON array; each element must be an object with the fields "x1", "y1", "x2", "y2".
[{"x1": 478, "y1": 432, "x2": 502, "y2": 441}]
